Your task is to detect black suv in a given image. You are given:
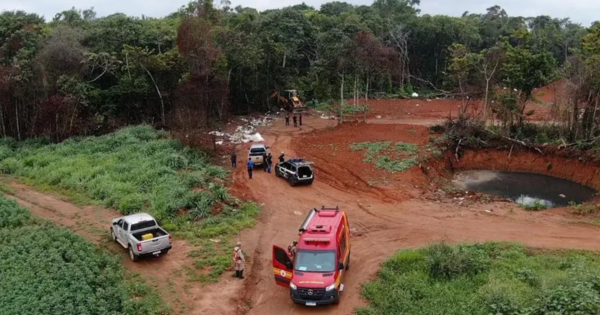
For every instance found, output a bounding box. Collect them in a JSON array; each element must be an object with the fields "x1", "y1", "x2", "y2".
[{"x1": 275, "y1": 158, "x2": 314, "y2": 186}]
